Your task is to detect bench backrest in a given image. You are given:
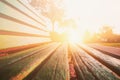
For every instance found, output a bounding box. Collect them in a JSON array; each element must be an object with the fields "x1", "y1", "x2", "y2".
[{"x1": 0, "y1": 0, "x2": 51, "y2": 49}]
